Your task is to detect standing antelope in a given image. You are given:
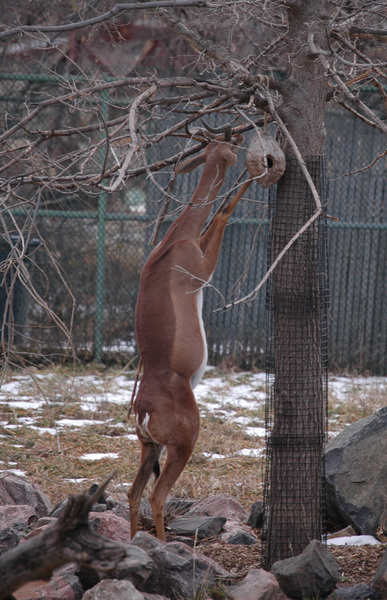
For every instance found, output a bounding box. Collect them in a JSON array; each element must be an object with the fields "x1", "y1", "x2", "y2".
[{"x1": 129, "y1": 125, "x2": 251, "y2": 541}]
